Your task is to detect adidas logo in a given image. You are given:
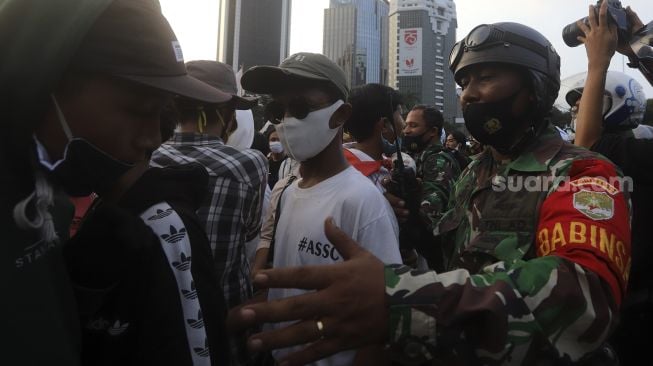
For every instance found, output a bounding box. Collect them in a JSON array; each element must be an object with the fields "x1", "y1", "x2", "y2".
[
  {"x1": 193, "y1": 338, "x2": 210, "y2": 358},
  {"x1": 161, "y1": 225, "x2": 187, "y2": 244},
  {"x1": 86, "y1": 317, "x2": 110, "y2": 331},
  {"x1": 107, "y1": 320, "x2": 129, "y2": 336},
  {"x1": 172, "y1": 252, "x2": 192, "y2": 271},
  {"x1": 181, "y1": 281, "x2": 198, "y2": 300},
  {"x1": 187, "y1": 310, "x2": 204, "y2": 329},
  {"x1": 148, "y1": 208, "x2": 173, "y2": 221}
]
